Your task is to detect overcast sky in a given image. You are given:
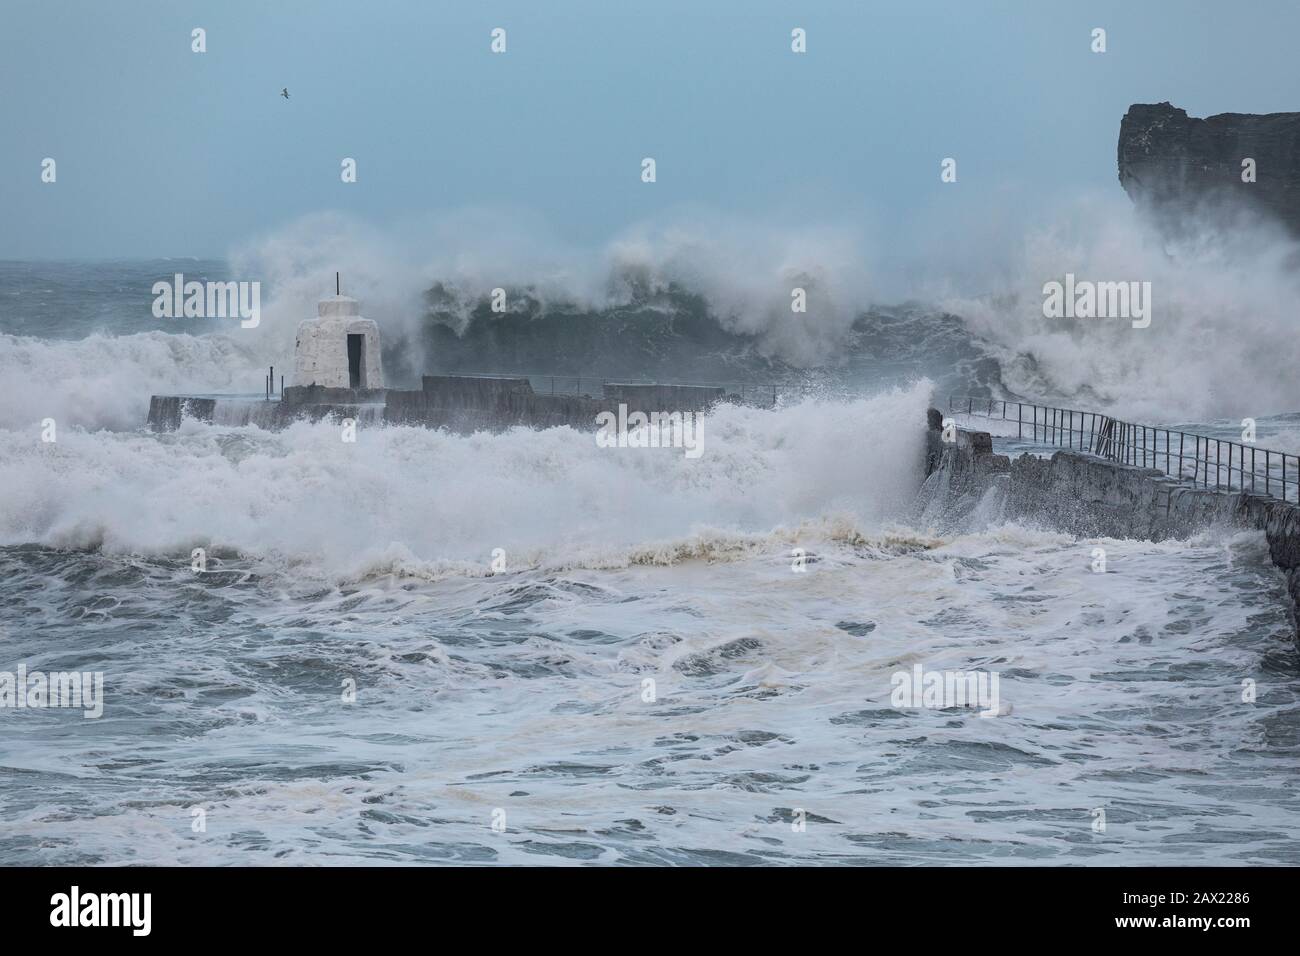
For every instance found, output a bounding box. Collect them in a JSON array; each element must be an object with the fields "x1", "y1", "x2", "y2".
[{"x1": 3, "y1": 0, "x2": 1298, "y2": 259}]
